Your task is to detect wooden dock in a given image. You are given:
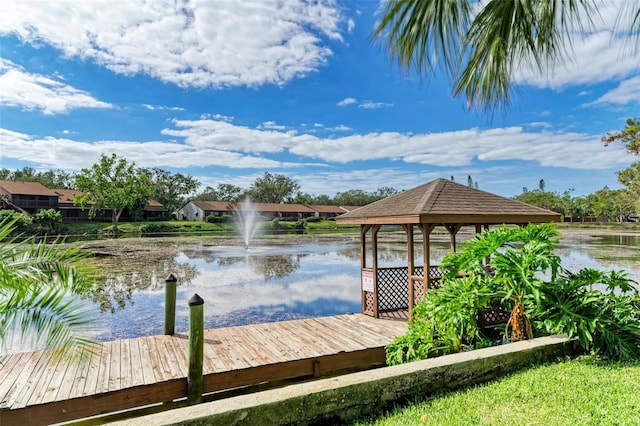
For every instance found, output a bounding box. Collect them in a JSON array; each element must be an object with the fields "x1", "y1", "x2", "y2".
[{"x1": 0, "y1": 314, "x2": 407, "y2": 425}]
